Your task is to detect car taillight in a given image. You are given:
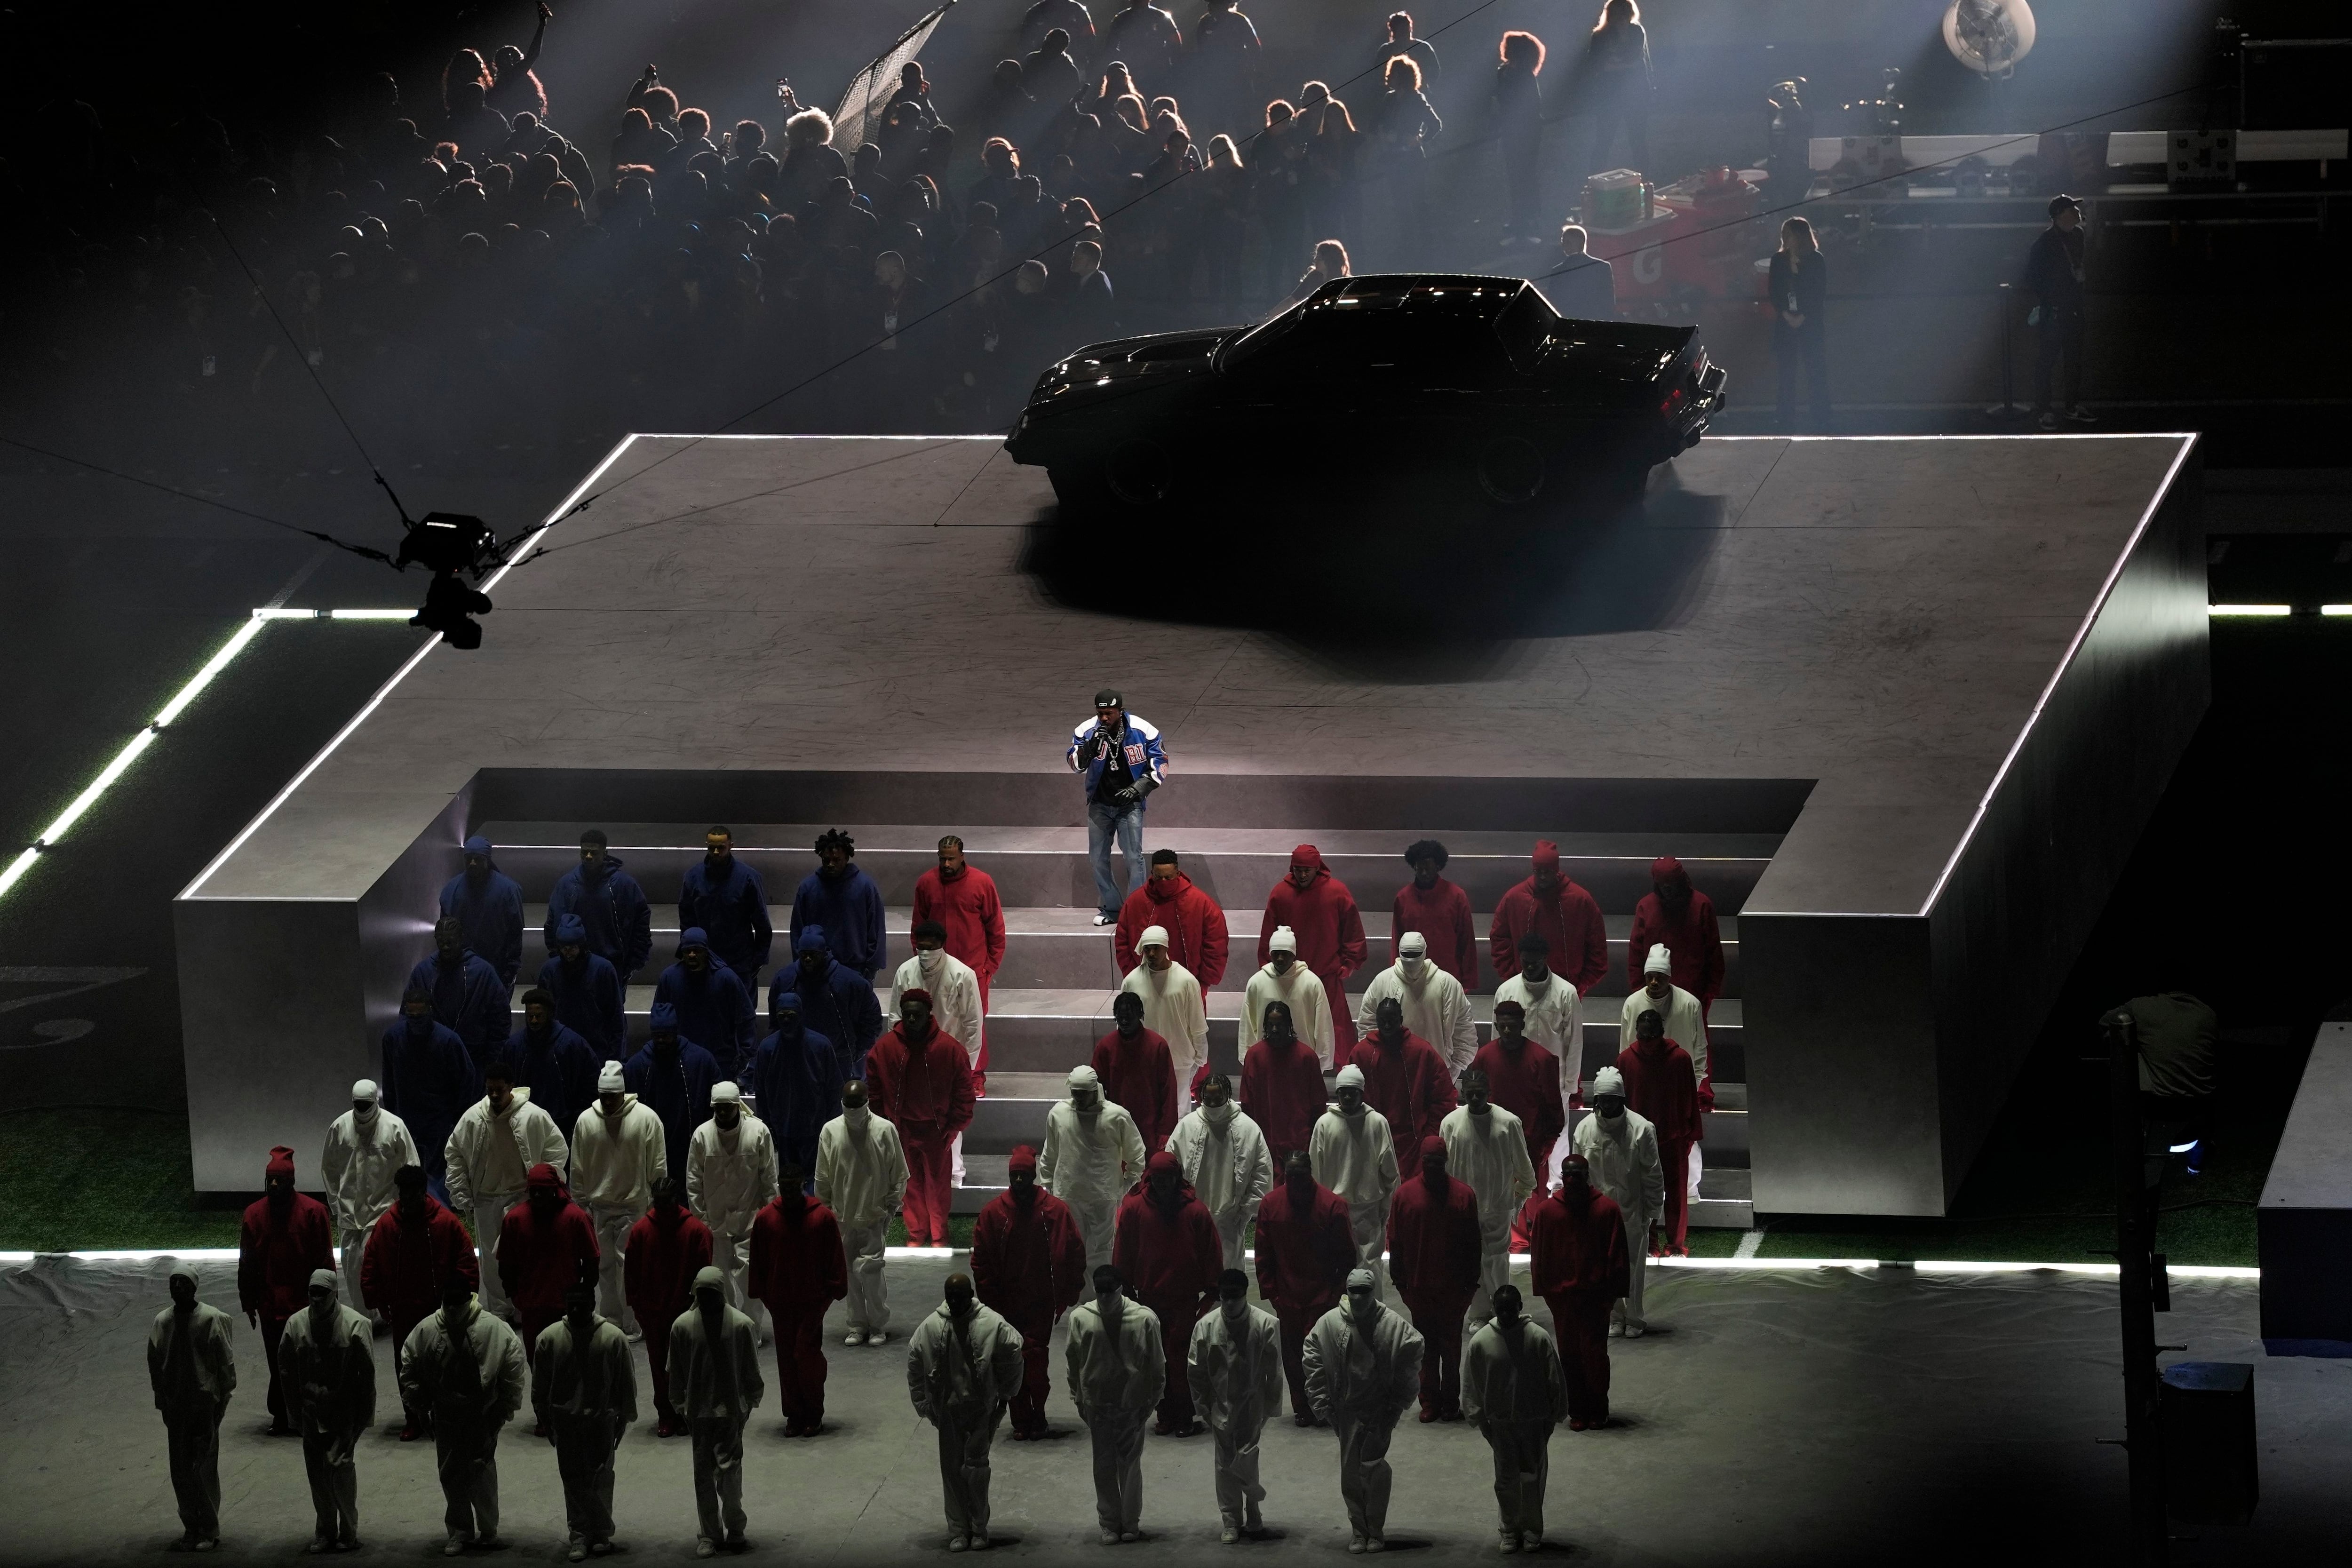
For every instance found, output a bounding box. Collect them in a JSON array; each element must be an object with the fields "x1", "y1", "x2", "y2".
[{"x1": 1660, "y1": 385, "x2": 1686, "y2": 414}]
